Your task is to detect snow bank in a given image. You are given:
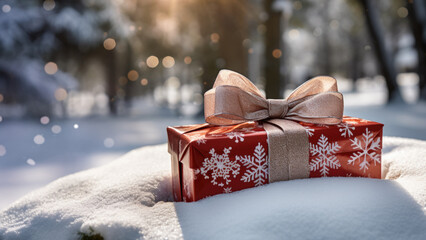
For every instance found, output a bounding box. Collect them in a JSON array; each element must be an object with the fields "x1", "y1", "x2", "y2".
[{"x1": 1, "y1": 137, "x2": 426, "y2": 239}]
